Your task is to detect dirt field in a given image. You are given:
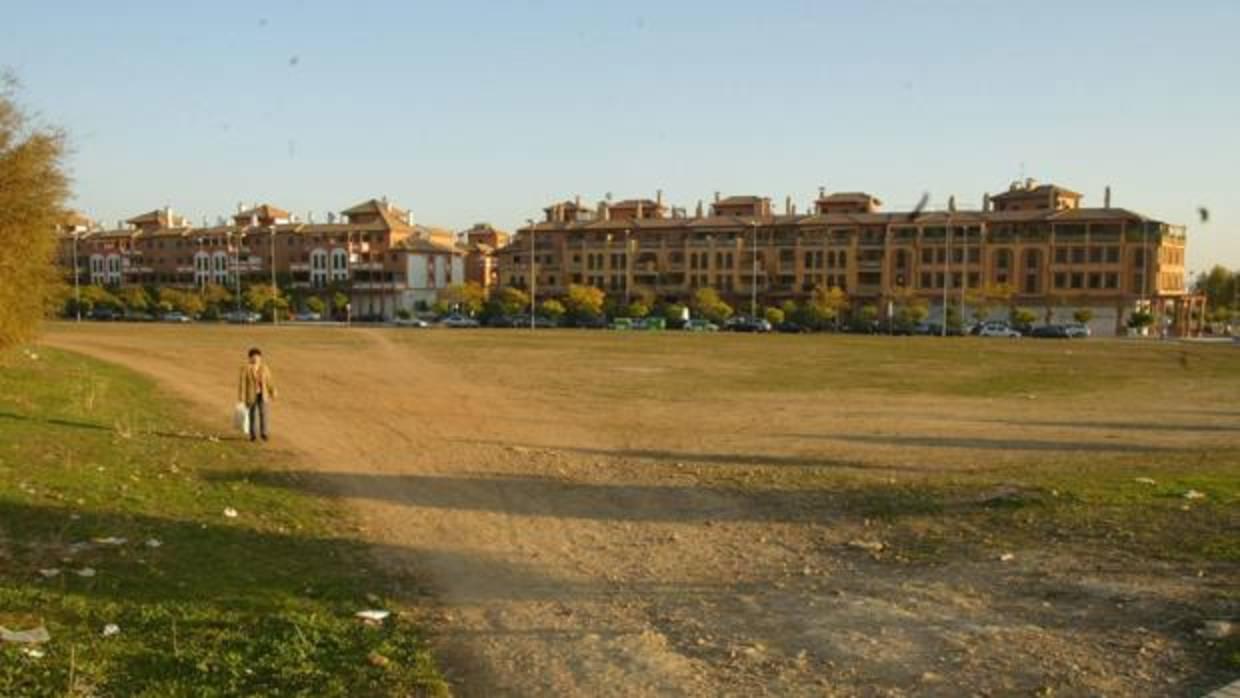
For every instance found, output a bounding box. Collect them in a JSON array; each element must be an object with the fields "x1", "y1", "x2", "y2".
[{"x1": 42, "y1": 323, "x2": 1240, "y2": 697}]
